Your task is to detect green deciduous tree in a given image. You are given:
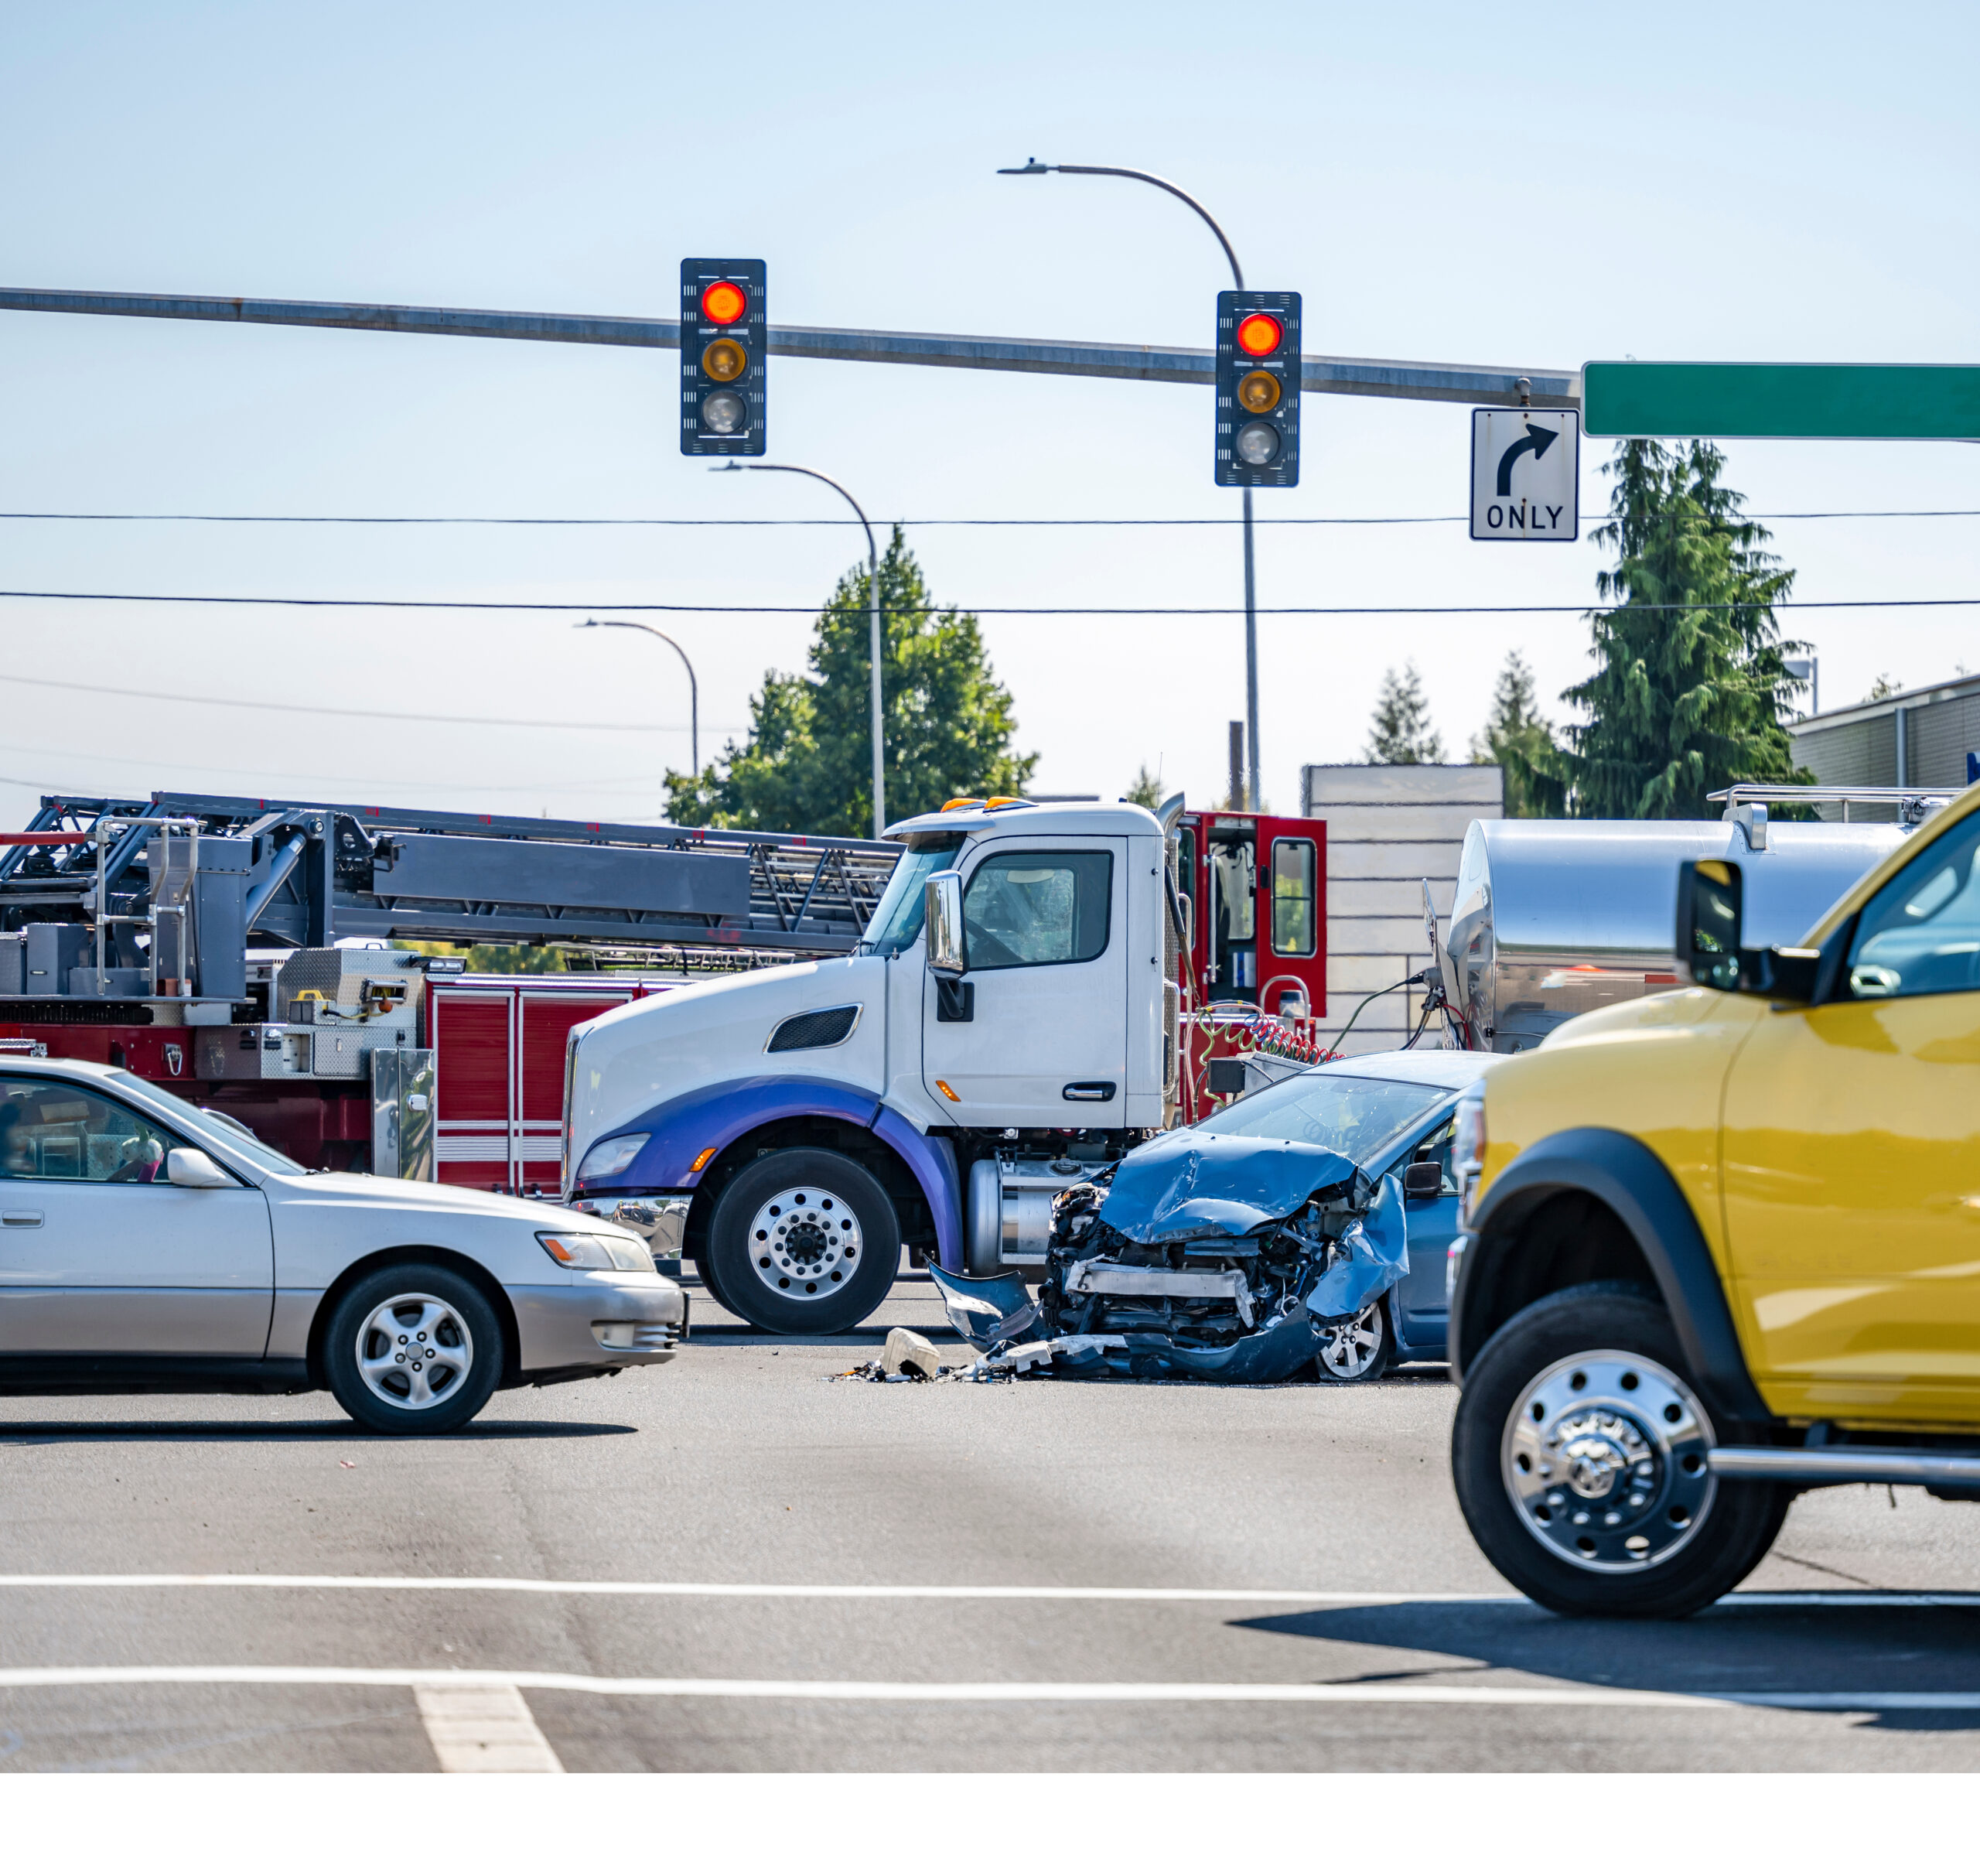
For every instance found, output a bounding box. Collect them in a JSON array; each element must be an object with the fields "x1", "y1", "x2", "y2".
[
  {"x1": 1364, "y1": 661, "x2": 1446, "y2": 764},
  {"x1": 1561, "y1": 441, "x2": 1812, "y2": 818},
  {"x1": 665, "y1": 529, "x2": 1036, "y2": 835},
  {"x1": 1470, "y1": 649, "x2": 1565, "y2": 818}
]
